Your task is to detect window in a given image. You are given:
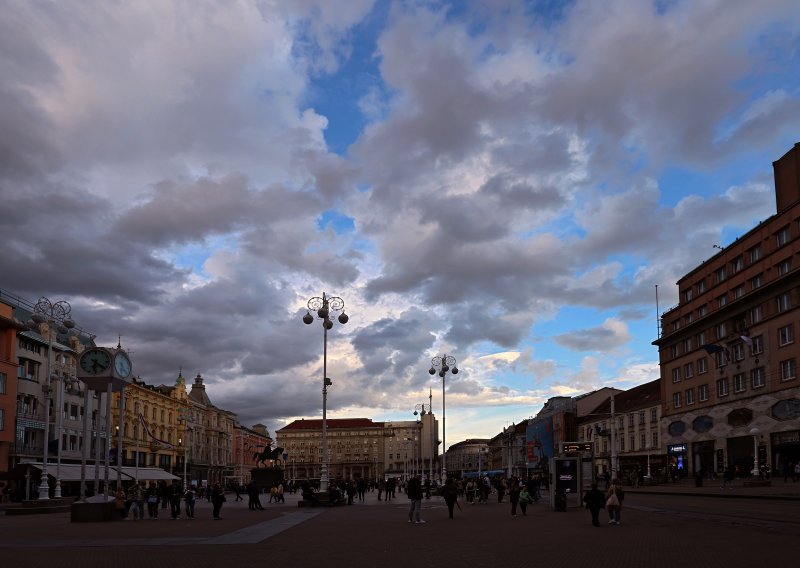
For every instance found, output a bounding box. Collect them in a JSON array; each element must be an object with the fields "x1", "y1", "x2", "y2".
[
  {"x1": 699, "y1": 384, "x2": 709, "y2": 401},
  {"x1": 749, "y1": 244, "x2": 762, "y2": 263},
  {"x1": 683, "y1": 339, "x2": 692, "y2": 353},
  {"x1": 639, "y1": 411, "x2": 645, "y2": 425},
  {"x1": 684, "y1": 288, "x2": 693, "y2": 302},
  {"x1": 751, "y1": 367, "x2": 766, "y2": 389},
  {"x1": 778, "y1": 258, "x2": 792, "y2": 276},
  {"x1": 697, "y1": 280, "x2": 706, "y2": 294},
  {"x1": 715, "y1": 350, "x2": 727, "y2": 368},
  {"x1": 750, "y1": 305, "x2": 762, "y2": 324},
  {"x1": 0, "y1": 372, "x2": 5, "y2": 394},
  {"x1": 672, "y1": 368, "x2": 681, "y2": 383},
  {"x1": 698, "y1": 304, "x2": 708, "y2": 317},
  {"x1": 672, "y1": 320, "x2": 680, "y2": 331},
  {"x1": 731, "y1": 256, "x2": 744, "y2": 274},
  {"x1": 685, "y1": 389, "x2": 694, "y2": 405},
  {"x1": 779, "y1": 324, "x2": 794, "y2": 346},
  {"x1": 640, "y1": 432, "x2": 647, "y2": 449},
  {"x1": 629, "y1": 435, "x2": 635, "y2": 452},
  {"x1": 652, "y1": 431, "x2": 659, "y2": 448},
  {"x1": 750, "y1": 274, "x2": 763, "y2": 291},
  {"x1": 733, "y1": 373, "x2": 746, "y2": 393},
  {"x1": 715, "y1": 322, "x2": 726, "y2": 339},
  {"x1": 628, "y1": 414, "x2": 634, "y2": 427},
  {"x1": 684, "y1": 362, "x2": 694, "y2": 378},
  {"x1": 780, "y1": 359, "x2": 796, "y2": 382},
  {"x1": 686, "y1": 312, "x2": 694, "y2": 324},
  {"x1": 698, "y1": 357, "x2": 708, "y2": 374},
  {"x1": 717, "y1": 294, "x2": 727, "y2": 308},
  {"x1": 620, "y1": 437, "x2": 625, "y2": 452},
  {"x1": 732, "y1": 343, "x2": 745, "y2": 362},
  {"x1": 777, "y1": 292, "x2": 792, "y2": 312},
  {"x1": 715, "y1": 266, "x2": 726, "y2": 283},
  {"x1": 697, "y1": 331, "x2": 706, "y2": 347},
  {"x1": 619, "y1": 416, "x2": 625, "y2": 430},
  {"x1": 733, "y1": 285, "x2": 745, "y2": 299},
  {"x1": 650, "y1": 408, "x2": 658, "y2": 422},
  {"x1": 751, "y1": 335, "x2": 764, "y2": 355},
  {"x1": 670, "y1": 345, "x2": 679, "y2": 358},
  {"x1": 673, "y1": 393, "x2": 682, "y2": 408},
  {"x1": 716, "y1": 378, "x2": 729, "y2": 398},
  {"x1": 777, "y1": 225, "x2": 791, "y2": 247}
]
